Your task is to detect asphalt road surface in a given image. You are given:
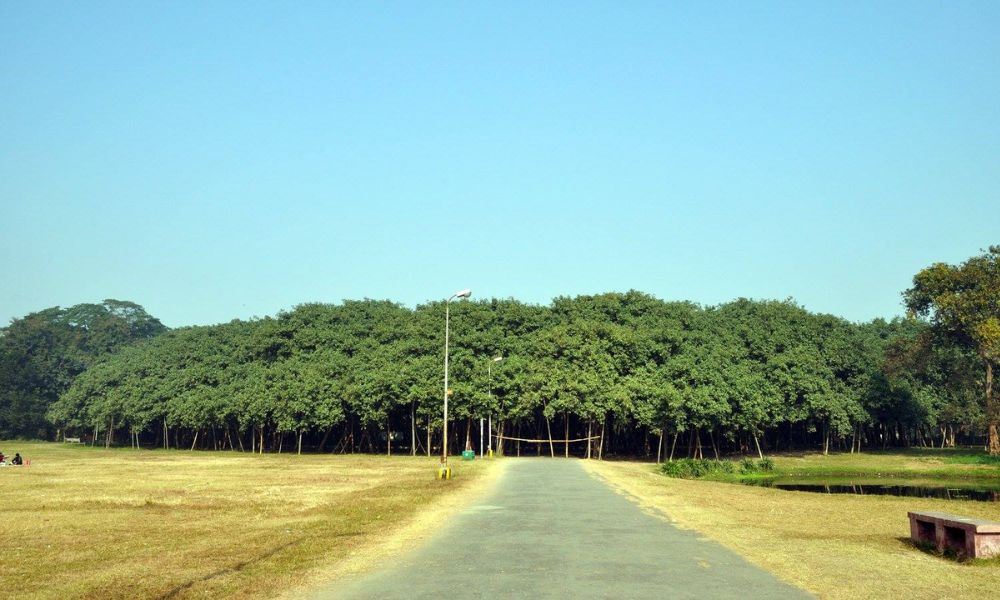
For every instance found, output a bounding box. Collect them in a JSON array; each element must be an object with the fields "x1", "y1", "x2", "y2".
[{"x1": 318, "y1": 458, "x2": 812, "y2": 599}]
